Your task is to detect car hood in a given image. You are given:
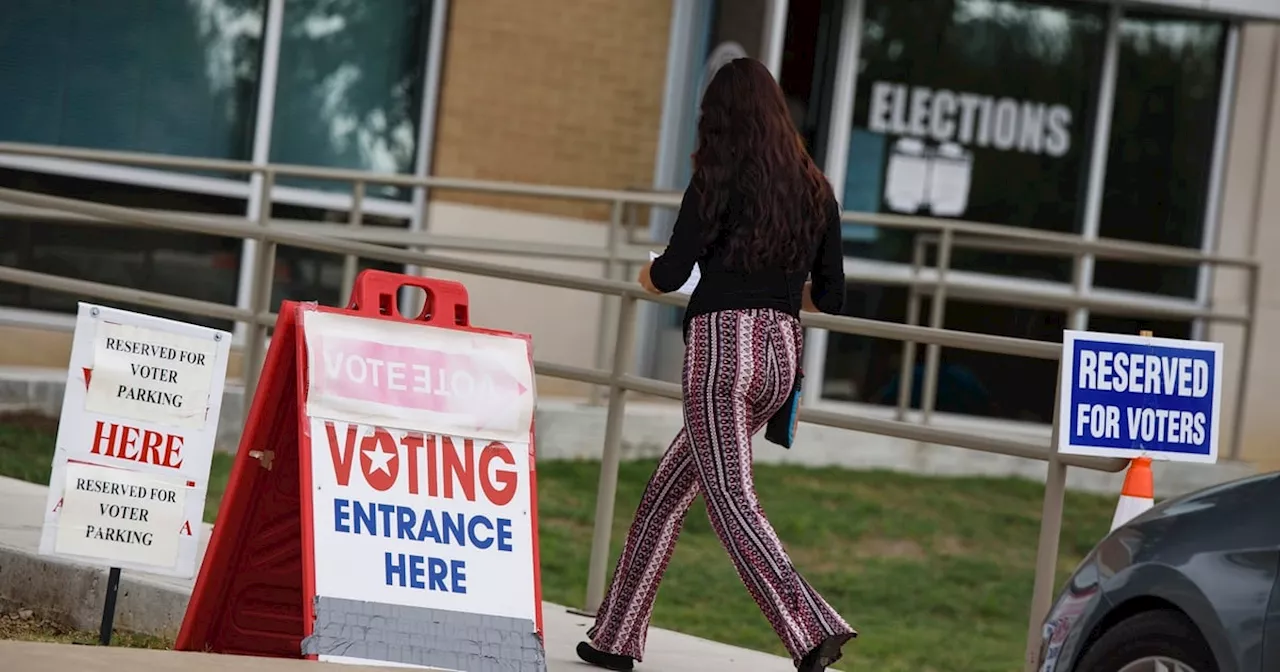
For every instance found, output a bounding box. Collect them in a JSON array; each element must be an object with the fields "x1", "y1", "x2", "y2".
[
  {"x1": 1038, "y1": 470, "x2": 1280, "y2": 672},
  {"x1": 1117, "y1": 469, "x2": 1280, "y2": 530}
]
